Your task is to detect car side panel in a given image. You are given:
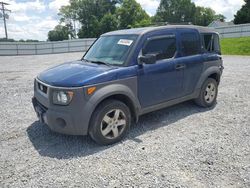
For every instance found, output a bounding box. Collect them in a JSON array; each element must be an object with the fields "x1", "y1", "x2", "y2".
[
  {"x1": 177, "y1": 55, "x2": 204, "y2": 95},
  {"x1": 176, "y1": 29, "x2": 204, "y2": 96},
  {"x1": 135, "y1": 29, "x2": 184, "y2": 107}
]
